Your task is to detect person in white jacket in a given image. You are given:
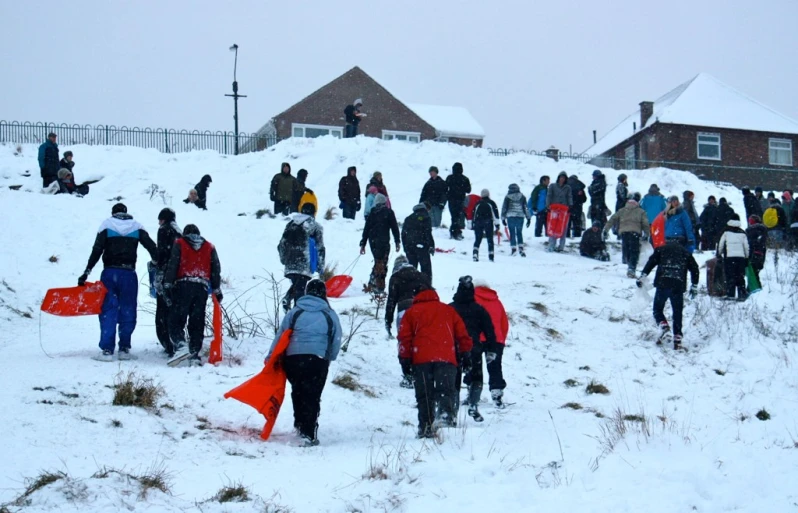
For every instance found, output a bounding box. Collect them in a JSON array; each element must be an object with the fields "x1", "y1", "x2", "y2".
[{"x1": 716, "y1": 214, "x2": 750, "y2": 300}]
